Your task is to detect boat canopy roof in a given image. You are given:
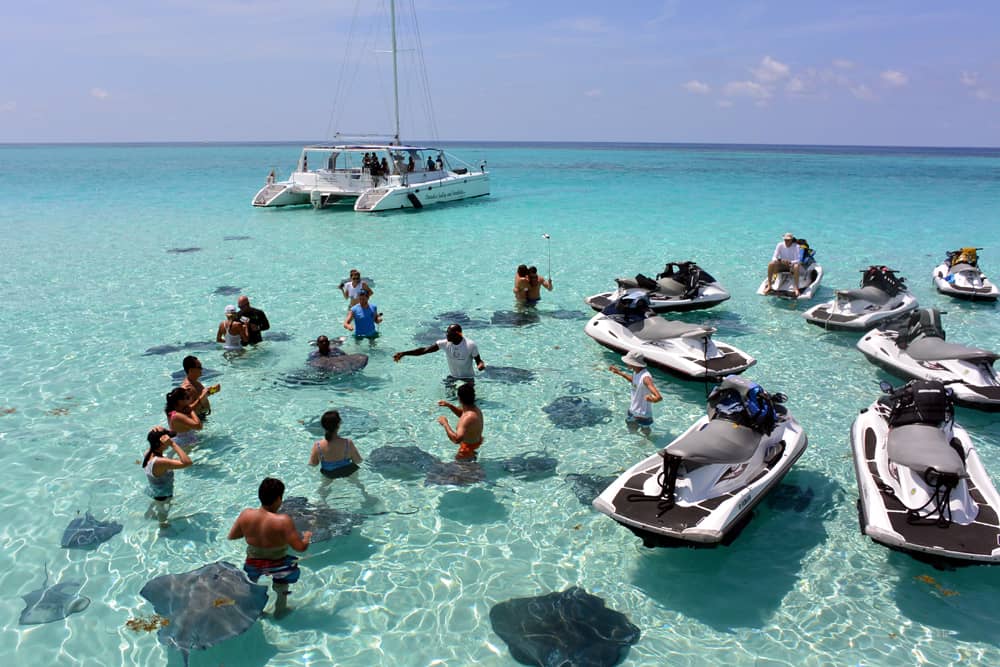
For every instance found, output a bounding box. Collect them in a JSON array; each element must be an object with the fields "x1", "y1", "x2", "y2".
[{"x1": 302, "y1": 144, "x2": 441, "y2": 152}]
